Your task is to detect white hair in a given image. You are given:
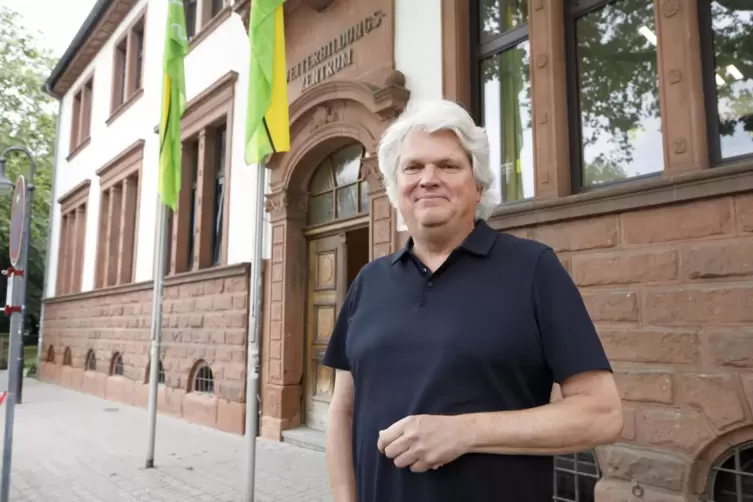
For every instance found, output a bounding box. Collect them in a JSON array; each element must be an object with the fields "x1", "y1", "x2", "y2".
[{"x1": 376, "y1": 98, "x2": 499, "y2": 220}]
